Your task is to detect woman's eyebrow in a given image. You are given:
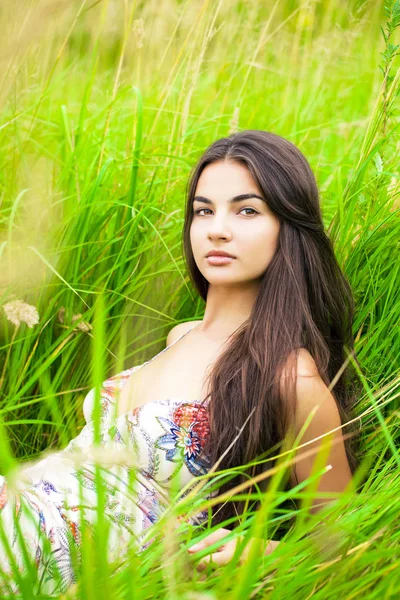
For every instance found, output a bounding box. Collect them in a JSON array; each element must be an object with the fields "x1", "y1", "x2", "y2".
[{"x1": 193, "y1": 193, "x2": 265, "y2": 204}]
